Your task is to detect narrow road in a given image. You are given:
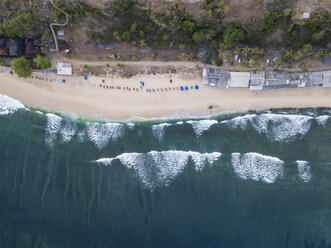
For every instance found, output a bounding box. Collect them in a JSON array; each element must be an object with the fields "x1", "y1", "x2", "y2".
[{"x1": 49, "y1": 0, "x2": 69, "y2": 52}]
